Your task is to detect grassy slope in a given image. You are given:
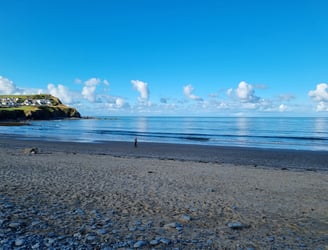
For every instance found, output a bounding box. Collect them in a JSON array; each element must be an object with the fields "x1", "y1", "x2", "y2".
[{"x1": 0, "y1": 95, "x2": 80, "y2": 120}]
